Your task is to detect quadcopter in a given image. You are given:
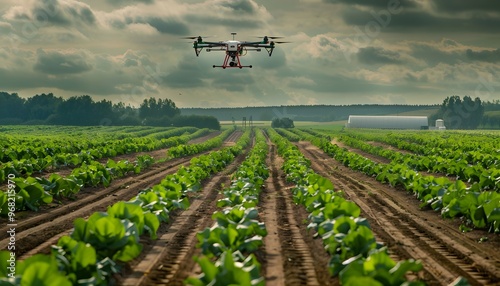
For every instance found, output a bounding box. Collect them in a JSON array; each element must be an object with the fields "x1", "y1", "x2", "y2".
[{"x1": 184, "y1": 32, "x2": 287, "y2": 69}]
